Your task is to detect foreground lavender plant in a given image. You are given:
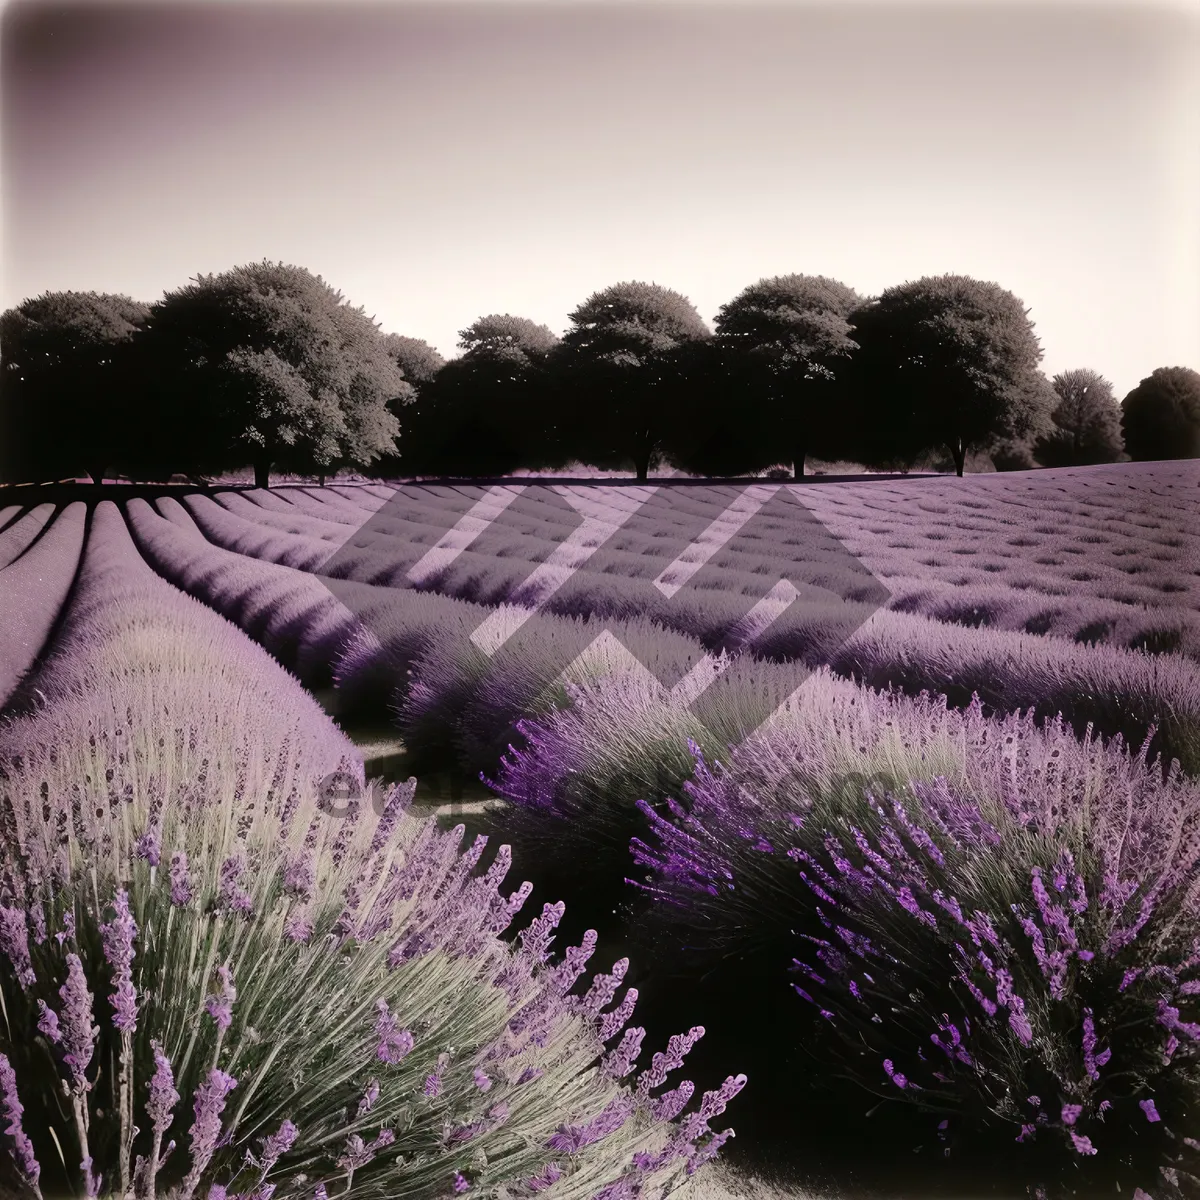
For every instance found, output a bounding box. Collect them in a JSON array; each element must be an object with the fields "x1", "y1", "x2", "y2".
[{"x1": 631, "y1": 711, "x2": 1200, "y2": 1198}]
